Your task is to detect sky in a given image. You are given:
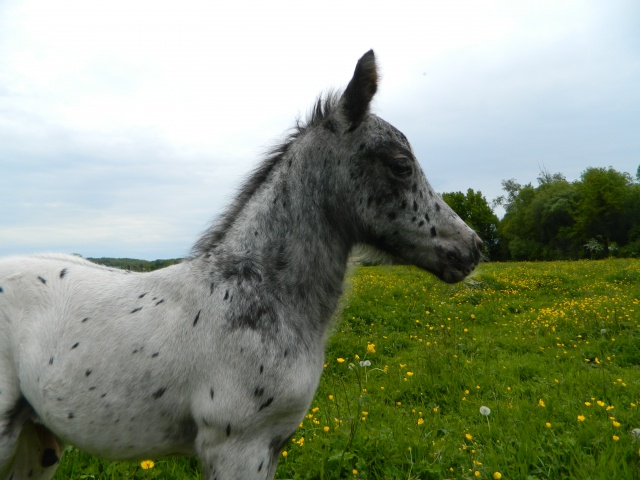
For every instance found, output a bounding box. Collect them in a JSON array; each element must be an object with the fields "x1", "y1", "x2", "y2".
[{"x1": 1, "y1": 0, "x2": 638, "y2": 260}]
